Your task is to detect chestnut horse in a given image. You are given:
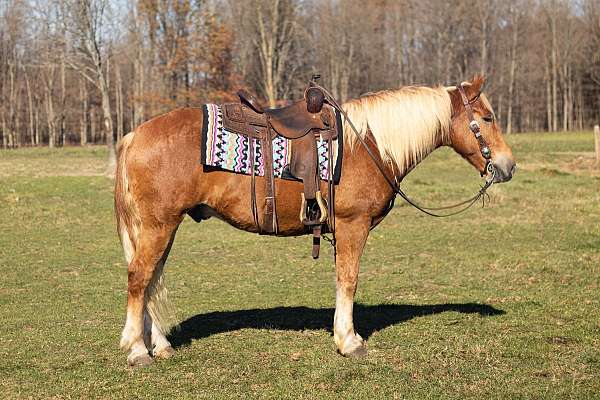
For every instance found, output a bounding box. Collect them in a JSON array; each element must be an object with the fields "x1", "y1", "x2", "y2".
[{"x1": 115, "y1": 76, "x2": 515, "y2": 366}]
